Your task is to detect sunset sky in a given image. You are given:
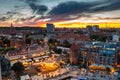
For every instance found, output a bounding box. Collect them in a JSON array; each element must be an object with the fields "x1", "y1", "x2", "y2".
[{"x1": 0, "y1": 0, "x2": 120, "y2": 28}]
